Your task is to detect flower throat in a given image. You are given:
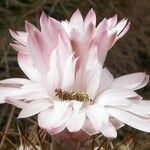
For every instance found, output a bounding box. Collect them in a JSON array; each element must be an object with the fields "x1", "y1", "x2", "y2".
[{"x1": 55, "y1": 89, "x2": 91, "y2": 102}]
